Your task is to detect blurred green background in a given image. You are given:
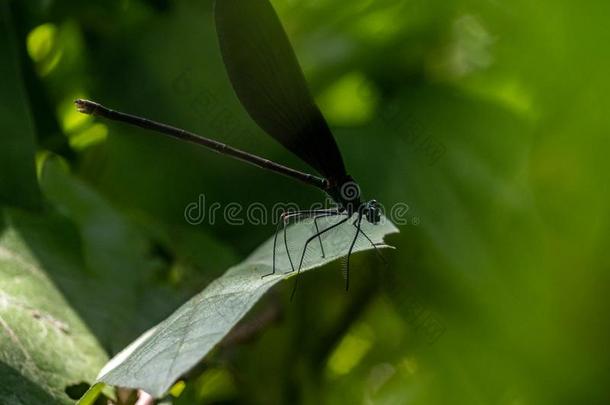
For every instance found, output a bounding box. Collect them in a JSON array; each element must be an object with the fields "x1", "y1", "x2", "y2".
[{"x1": 2, "y1": 0, "x2": 609, "y2": 403}]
